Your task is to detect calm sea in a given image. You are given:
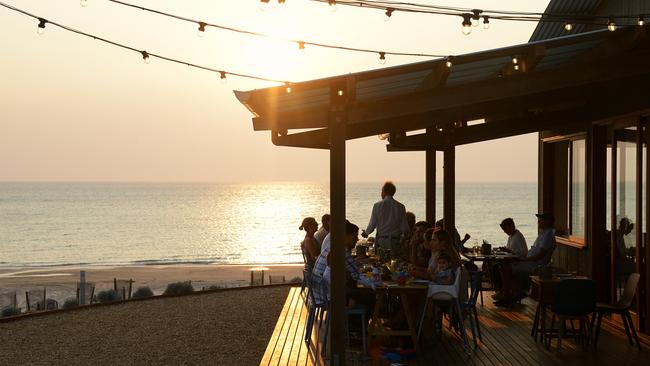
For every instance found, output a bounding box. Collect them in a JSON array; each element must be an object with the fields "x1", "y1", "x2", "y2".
[{"x1": 0, "y1": 182, "x2": 538, "y2": 267}]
